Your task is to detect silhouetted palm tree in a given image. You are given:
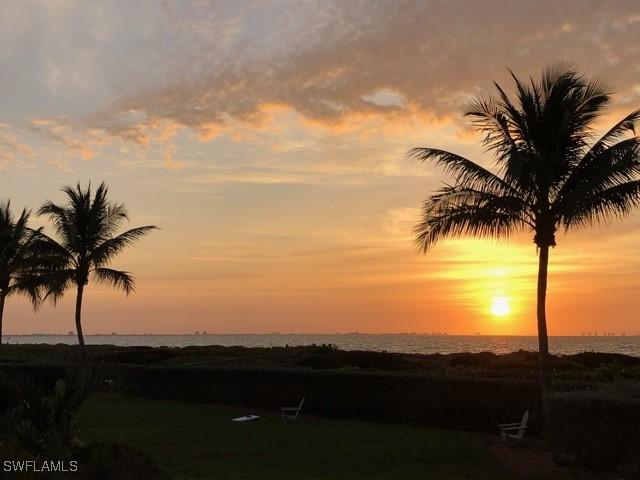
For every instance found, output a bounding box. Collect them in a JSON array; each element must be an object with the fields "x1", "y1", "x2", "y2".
[
  {"x1": 411, "y1": 66, "x2": 640, "y2": 392},
  {"x1": 0, "y1": 201, "x2": 49, "y2": 344},
  {"x1": 38, "y1": 182, "x2": 157, "y2": 353}
]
